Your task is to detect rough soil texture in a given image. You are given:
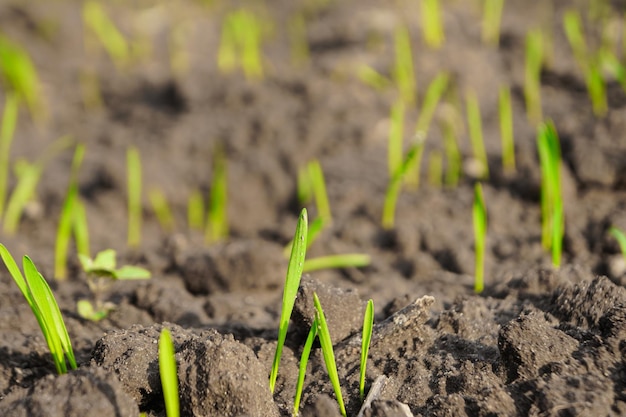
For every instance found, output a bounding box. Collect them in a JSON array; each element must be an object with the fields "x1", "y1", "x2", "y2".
[{"x1": 1, "y1": 0, "x2": 626, "y2": 416}]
